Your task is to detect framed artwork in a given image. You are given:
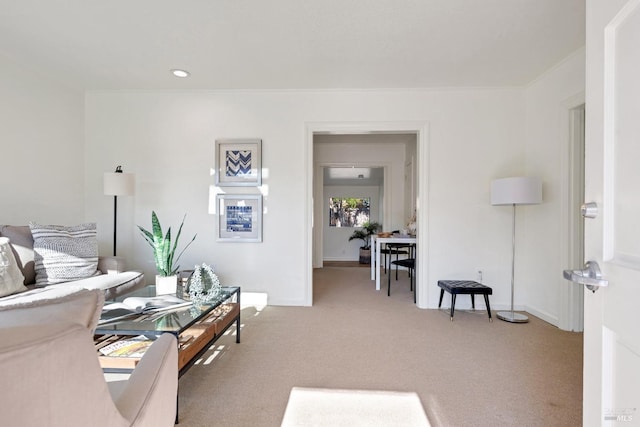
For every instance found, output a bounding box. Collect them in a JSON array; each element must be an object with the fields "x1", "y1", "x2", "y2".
[
  {"x1": 217, "y1": 194, "x2": 263, "y2": 242},
  {"x1": 215, "y1": 139, "x2": 262, "y2": 186}
]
